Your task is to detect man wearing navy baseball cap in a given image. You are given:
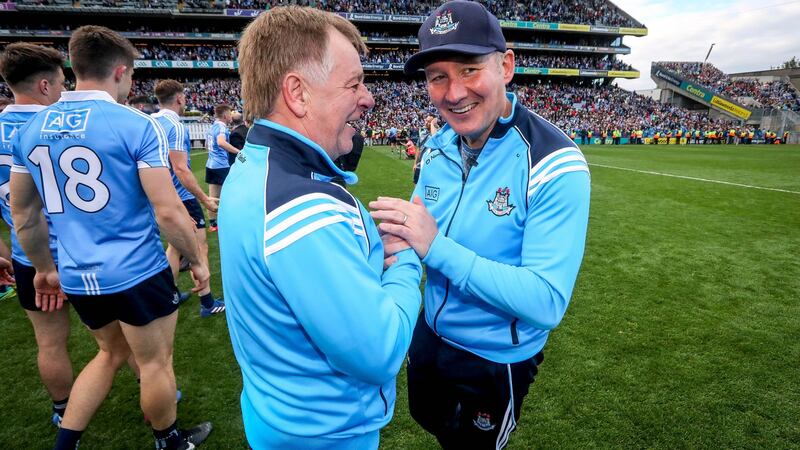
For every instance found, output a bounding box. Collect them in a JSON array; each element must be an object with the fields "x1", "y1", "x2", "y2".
[{"x1": 370, "y1": 1, "x2": 591, "y2": 448}]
